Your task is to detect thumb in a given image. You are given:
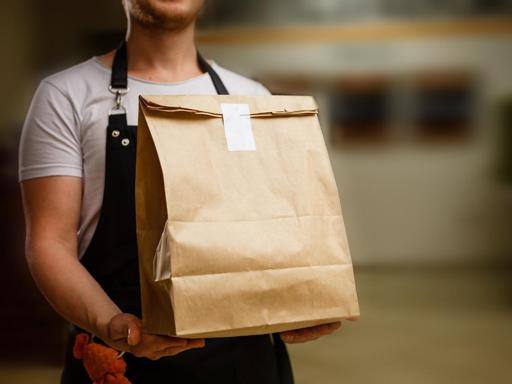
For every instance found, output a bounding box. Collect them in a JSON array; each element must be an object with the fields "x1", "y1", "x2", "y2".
[{"x1": 108, "y1": 313, "x2": 143, "y2": 346}]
